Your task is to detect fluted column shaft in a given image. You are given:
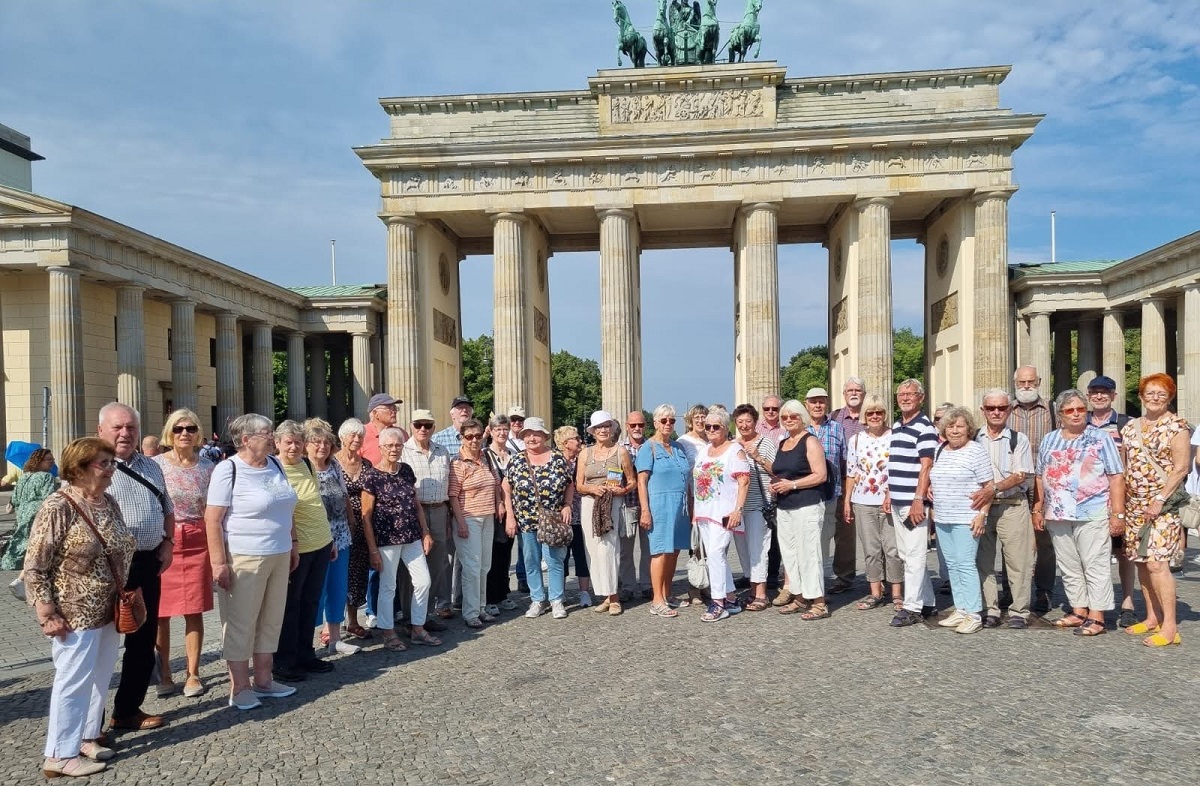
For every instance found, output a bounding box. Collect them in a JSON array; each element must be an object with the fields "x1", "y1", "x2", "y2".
[
  {"x1": 972, "y1": 190, "x2": 1015, "y2": 402},
  {"x1": 1141, "y1": 297, "x2": 1167, "y2": 376},
  {"x1": 739, "y1": 203, "x2": 780, "y2": 406},
  {"x1": 1028, "y1": 312, "x2": 1052, "y2": 400},
  {"x1": 1076, "y1": 316, "x2": 1100, "y2": 389},
  {"x1": 855, "y1": 197, "x2": 893, "y2": 404},
  {"x1": 1015, "y1": 317, "x2": 1031, "y2": 369},
  {"x1": 369, "y1": 334, "x2": 383, "y2": 394},
  {"x1": 286, "y1": 331, "x2": 306, "y2": 421},
  {"x1": 1101, "y1": 309, "x2": 1126, "y2": 412},
  {"x1": 170, "y1": 299, "x2": 198, "y2": 413},
  {"x1": 386, "y1": 216, "x2": 421, "y2": 423},
  {"x1": 48, "y1": 267, "x2": 85, "y2": 453},
  {"x1": 251, "y1": 324, "x2": 274, "y2": 419},
  {"x1": 598, "y1": 208, "x2": 641, "y2": 419},
  {"x1": 352, "y1": 333, "x2": 372, "y2": 419},
  {"x1": 1180, "y1": 285, "x2": 1200, "y2": 422},
  {"x1": 492, "y1": 212, "x2": 529, "y2": 413},
  {"x1": 1053, "y1": 326, "x2": 1072, "y2": 394},
  {"x1": 309, "y1": 335, "x2": 327, "y2": 418},
  {"x1": 215, "y1": 312, "x2": 242, "y2": 435},
  {"x1": 116, "y1": 286, "x2": 146, "y2": 417},
  {"x1": 329, "y1": 344, "x2": 348, "y2": 424}
]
